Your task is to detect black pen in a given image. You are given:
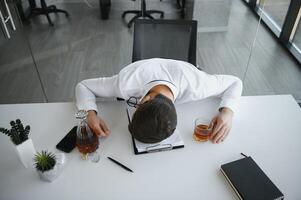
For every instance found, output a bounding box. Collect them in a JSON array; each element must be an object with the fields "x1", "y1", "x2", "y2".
[{"x1": 107, "y1": 157, "x2": 134, "y2": 173}]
